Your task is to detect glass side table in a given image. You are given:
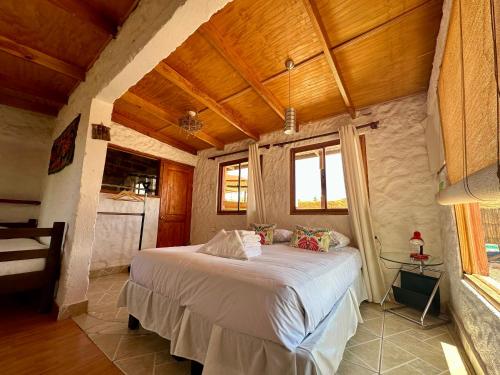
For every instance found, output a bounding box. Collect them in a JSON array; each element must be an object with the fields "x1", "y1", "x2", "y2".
[{"x1": 379, "y1": 252, "x2": 450, "y2": 329}]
